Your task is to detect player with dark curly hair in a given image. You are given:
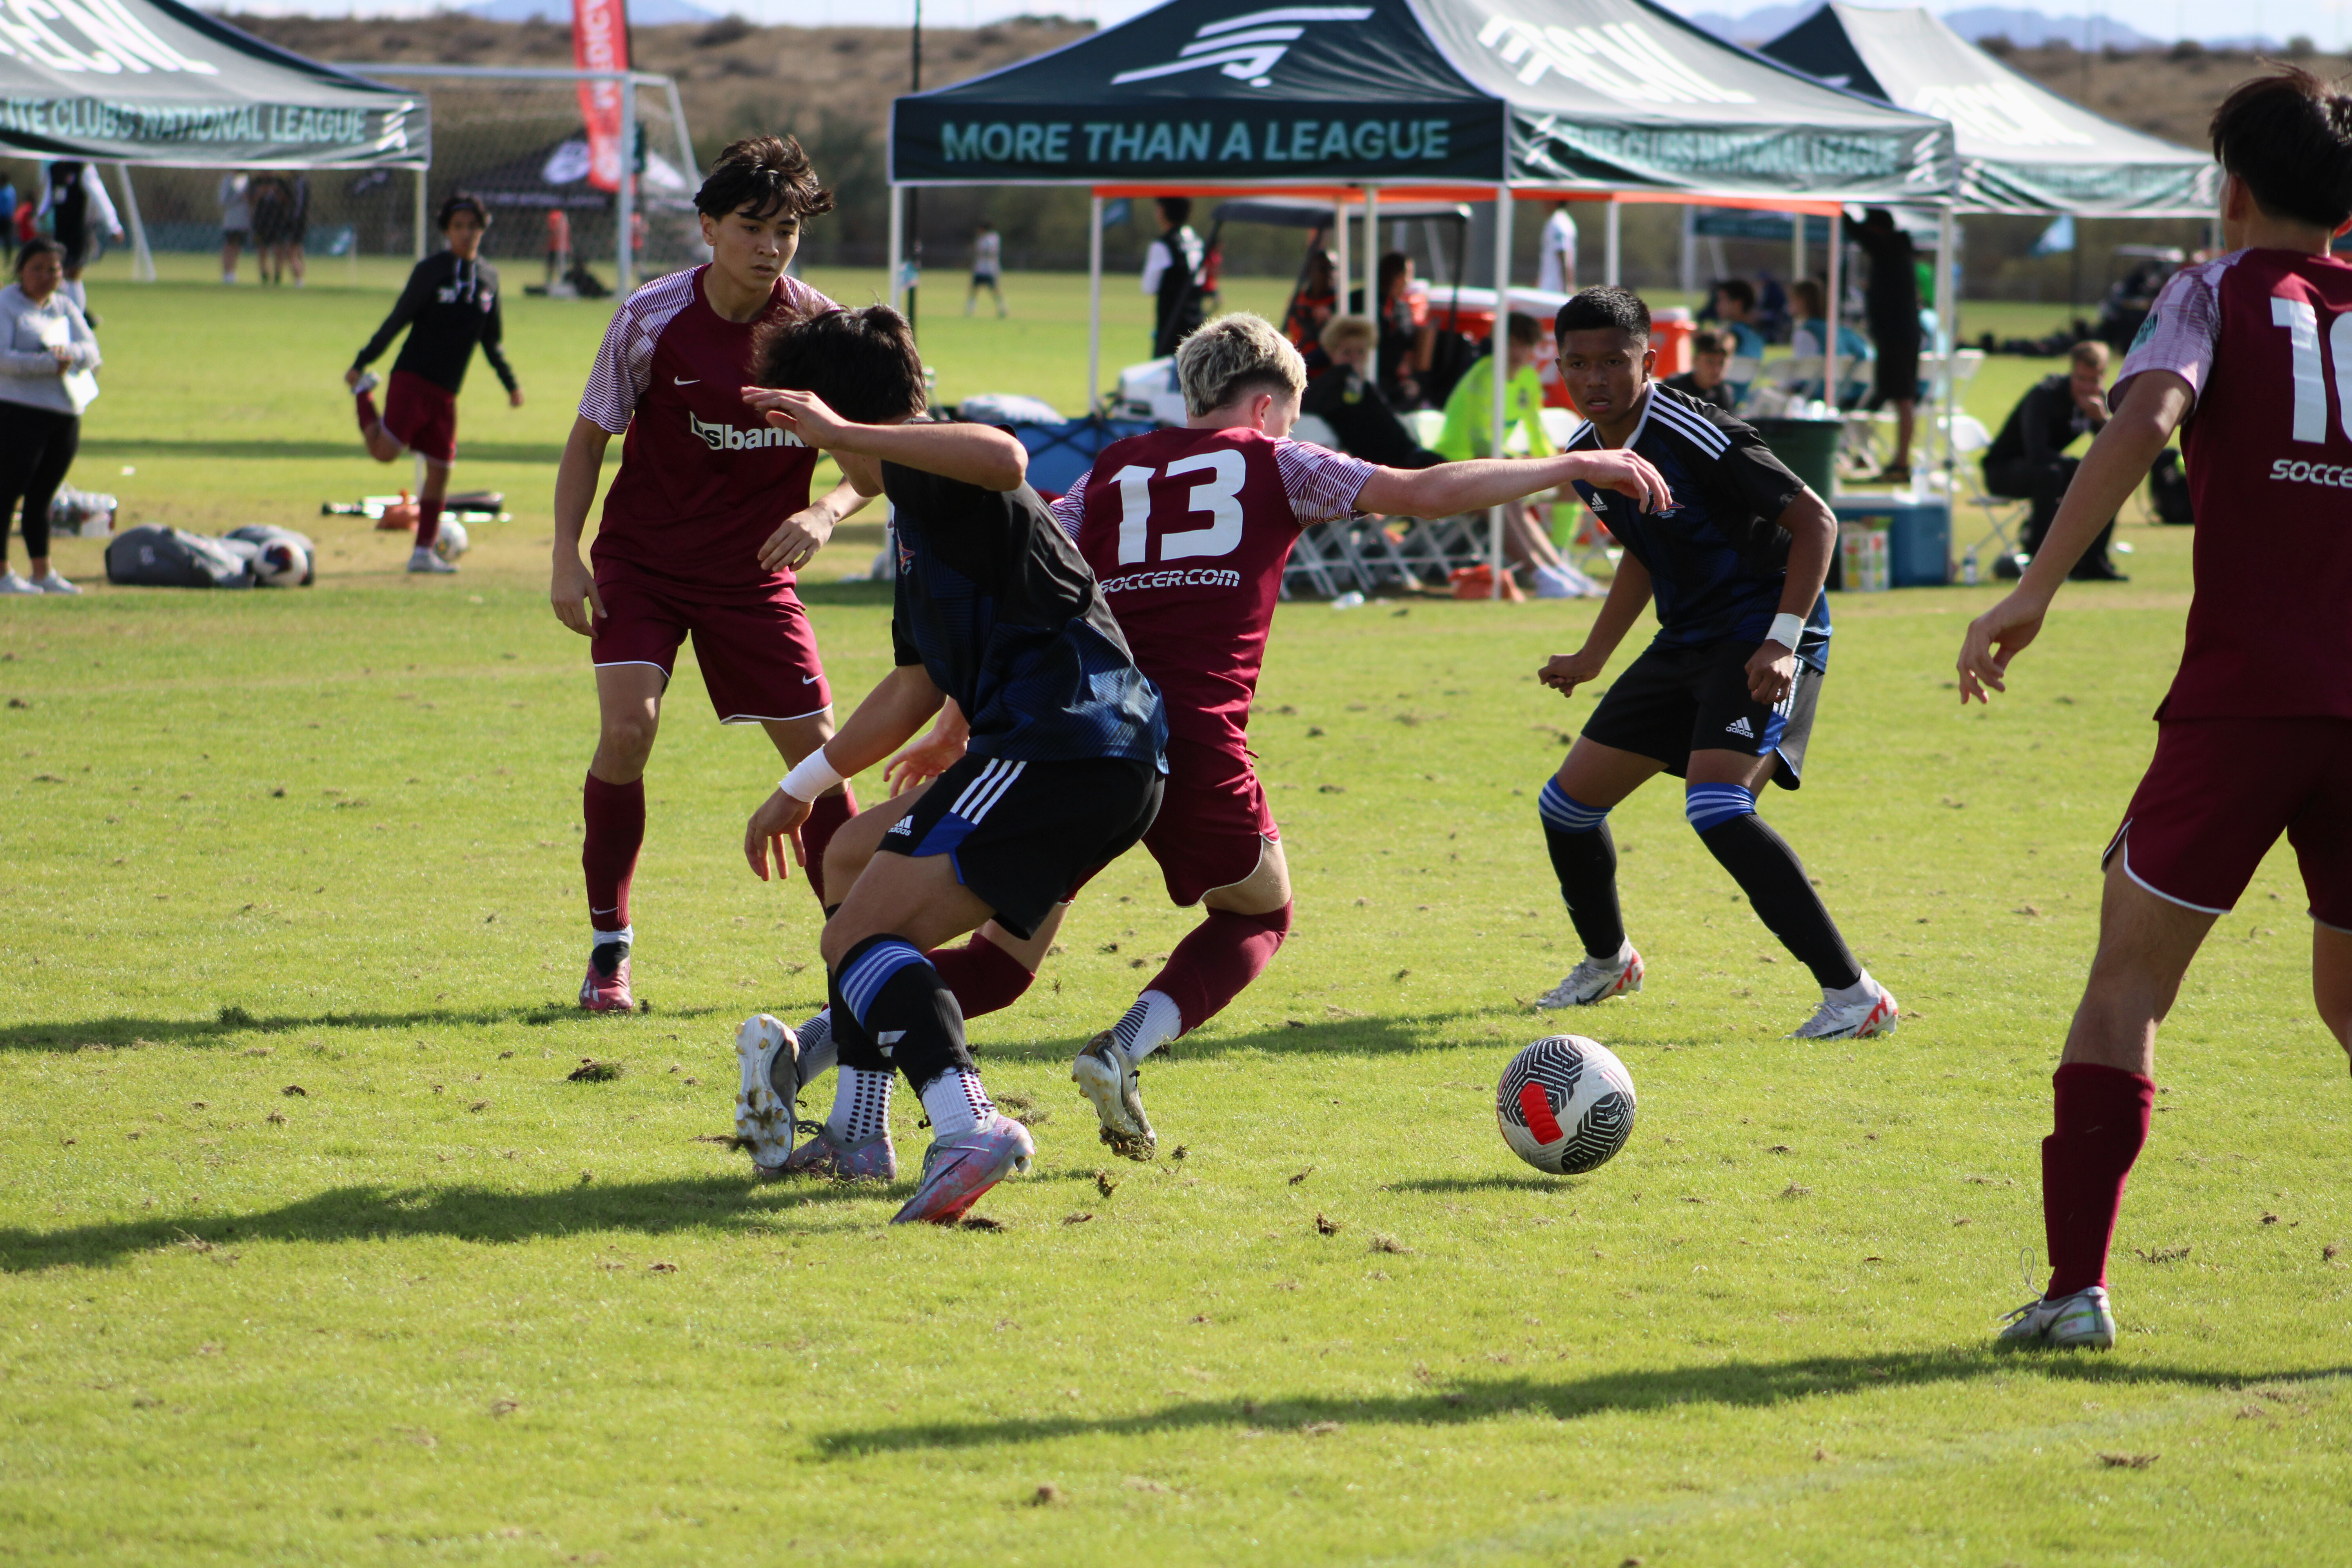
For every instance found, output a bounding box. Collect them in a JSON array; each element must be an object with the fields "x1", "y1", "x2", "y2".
[{"x1": 550, "y1": 135, "x2": 874, "y2": 1012}]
